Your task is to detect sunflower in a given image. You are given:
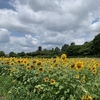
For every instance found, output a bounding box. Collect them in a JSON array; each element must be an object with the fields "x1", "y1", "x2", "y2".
[
  {"x1": 92, "y1": 65, "x2": 96, "y2": 70},
  {"x1": 82, "y1": 75, "x2": 86, "y2": 79},
  {"x1": 92, "y1": 65, "x2": 97, "y2": 74},
  {"x1": 81, "y1": 79, "x2": 85, "y2": 84},
  {"x1": 44, "y1": 77, "x2": 49, "y2": 82},
  {"x1": 8, "y1": 69, "x2": 11, "y2": 72},
  {"x1": 75, "y1": 61, "x2": 84, "y2": 71},
  {"x1": 50, "y1": 79, "x2": 56, "y2": 85},
  {"x1": 76, "y1": 75, "x2": 80, "y2": 79},
  {"x1": 10, "y1": 62, "x2": 15, "y2": 66},
  {"x1": 17, "y1": 60, "x2": 21, "y2": 64},
  {"x1": 87, "y1": 65, "x2": 91, "y2": 71},
  {"x1": 38, "y1": 67, "x2": 44, "y2": 72},
  {"x1": 23, "y1": 59, "x2": 28, "y2": 65},
  {"x1": 37, "y1": 61, "x2": 42, "y2": 66},
  {"x1": 1, "y1": 62, "x2": 4, "y2": 65},
  {"x1": 10, "y1": 73, "x2": 12, "y2": 77},
  {"x1": 81, "y1": 75, "x2": 86, "y2": 83},
  {"x1": 61, "y1": 54, "x2": 67, "y2": 60},
  {"x1": 70, "y1": 63, "x2": 75, "y2": 69},
  {"x1": 30, "y1": 65, "x2": 35, "y2": 69},
  {"x1": 58, "y1": 67, "x2": 61, "y2": 70},
  {"x1": 27, "y1": 63, "x2": 30, "y2": 66},
  {"x1": 32, "y1": 60, "x2": 37, "y2": 64},
  {"x1": 92, "y1": 69, "x2": 97, "y2": 74},
  {"x1": 88, "y1": 96, "x2": 93, "y2": 100},
  {"x1": 4, "y1": 61, "x2": 9, "y2": 64},
  {"x1": 12, "y1": 80, "x2": 16, "y2": 83},
  {"x1": 81, "y1": 95, "x2": 92, "y2": 100},
  {"x1": 26, "y1": 66, "x2": 31, "y2": 70},
  {"x1": 53, "y1": 59, "x2": 56, "y2": 63}
]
